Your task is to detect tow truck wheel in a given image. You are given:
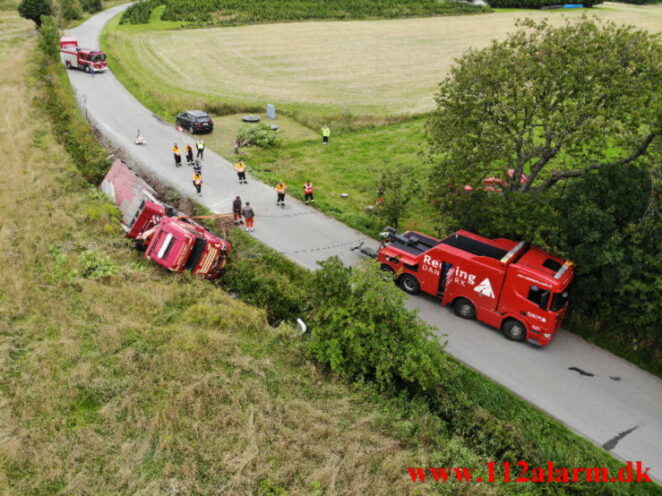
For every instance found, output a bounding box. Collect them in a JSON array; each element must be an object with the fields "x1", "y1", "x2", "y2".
[
  {"x1": 398, "y1": 274, "x2": 420, "y2": 295},
  {"x1": 453, "y1": 298, "x2": 476, "y2": 320},
  {"x1": 503, "y1": 319, "x2": 526, "y2": 342}
]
